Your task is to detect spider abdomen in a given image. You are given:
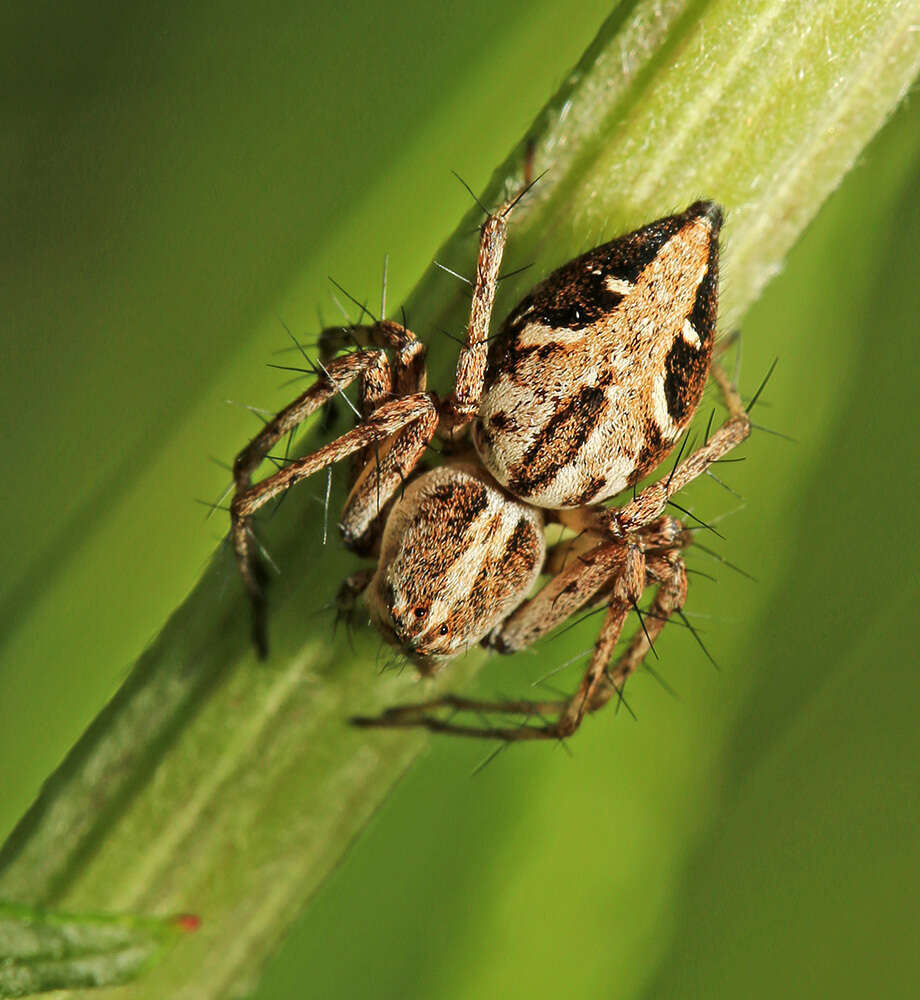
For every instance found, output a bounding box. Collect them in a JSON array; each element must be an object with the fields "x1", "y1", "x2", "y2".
[{"x1": 473, "y1": 201, "x2": 721, "y2": 509}]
